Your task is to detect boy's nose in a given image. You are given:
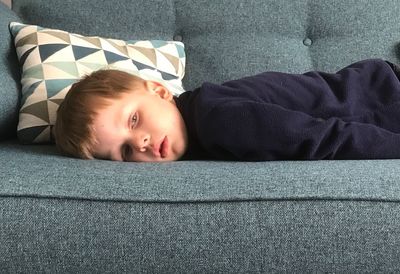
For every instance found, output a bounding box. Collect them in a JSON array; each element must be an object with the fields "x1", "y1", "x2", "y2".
[{"x1": 131, "y1": 132, "x2": 150, "y2": 152}]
